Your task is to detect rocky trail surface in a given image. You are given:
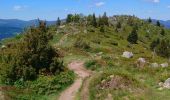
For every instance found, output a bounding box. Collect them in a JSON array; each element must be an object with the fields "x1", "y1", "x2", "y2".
[{"x1": 58, "y1": 61, "x2": 92, "y2": 100}]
